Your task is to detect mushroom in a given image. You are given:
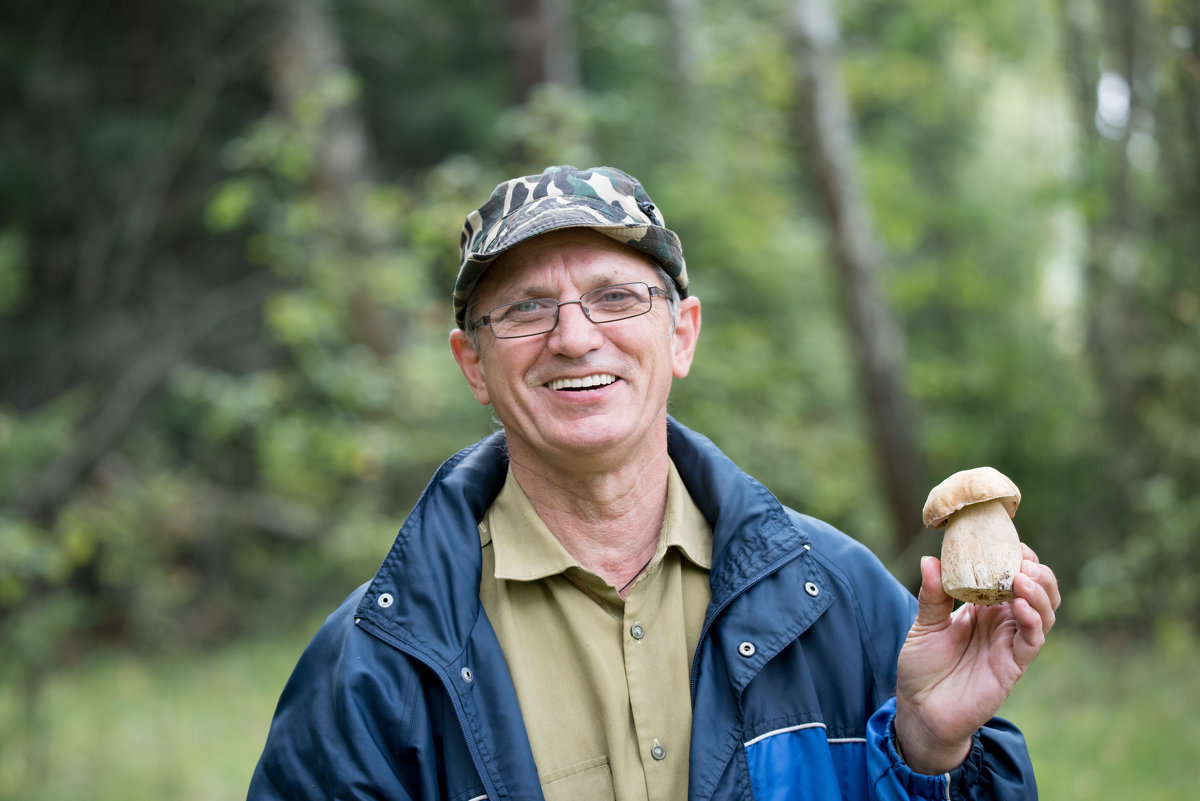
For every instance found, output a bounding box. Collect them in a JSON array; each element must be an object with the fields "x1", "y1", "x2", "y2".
[{"x1": 922, "y1": 467, "x2": 1023, "y2": 605}]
